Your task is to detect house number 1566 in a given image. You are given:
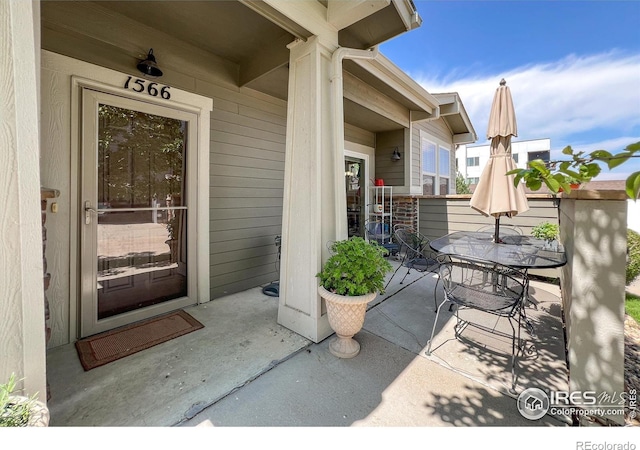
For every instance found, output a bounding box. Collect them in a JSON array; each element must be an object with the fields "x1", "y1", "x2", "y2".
[{"x1": 124, "y1": 76, "x2": 171, "y2": 99}]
